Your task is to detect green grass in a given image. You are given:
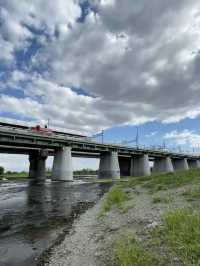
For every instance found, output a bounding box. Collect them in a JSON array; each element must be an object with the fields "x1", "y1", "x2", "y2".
[
  {"x1": 142, "y1": 168, "x2": 200, "y2": 192},
  {"x1": 113, "y1": 234, "x2": 158, "y2": 266},
  {"x1": 101, "y1": 186, "x2": 129, "y2": 213},
  {"x1": 152, "y1": 194, "x2": 173, "y2": 204},
  {"x1": 152, "y1": 209, "x2": 200, "y2": 265},
  {"x1": 182, "y1": 186, "x2": 200, "y2": 201},
  {"x1": 119, "y1": 169, "x2": 200, "y2": 193},
  {"x1": 123, "y1": 175, "x2": 151, "y2": 188}
]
